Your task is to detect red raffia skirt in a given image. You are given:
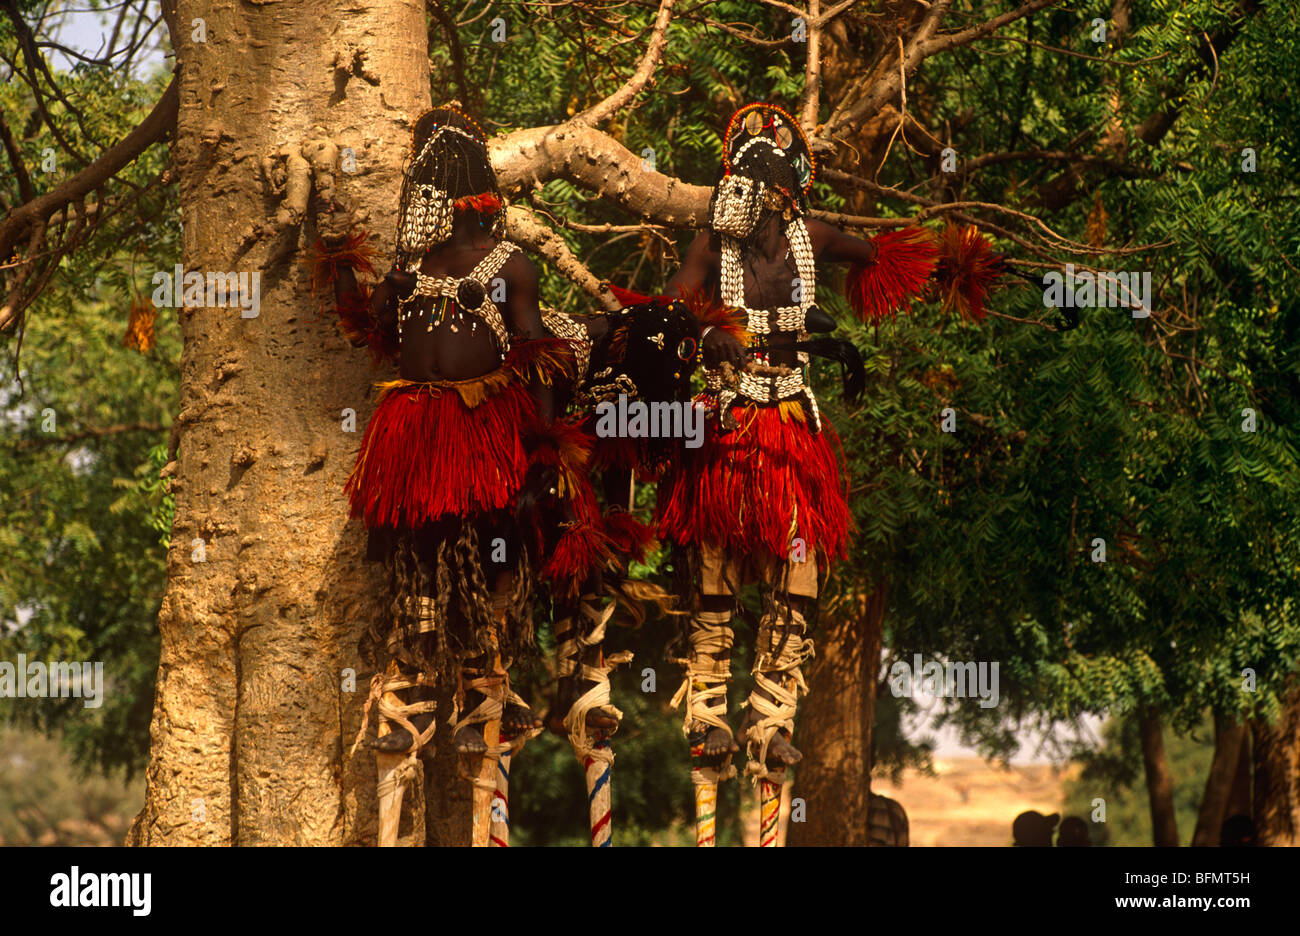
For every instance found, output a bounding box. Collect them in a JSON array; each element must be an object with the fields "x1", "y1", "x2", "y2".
[
  {"x1": 346, "y1": 377, "x2": 536, "y2": 532},
  {"x1": 656, "y1": 400, "x2": 851, "y2": 564}
]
